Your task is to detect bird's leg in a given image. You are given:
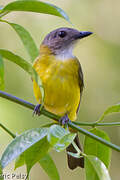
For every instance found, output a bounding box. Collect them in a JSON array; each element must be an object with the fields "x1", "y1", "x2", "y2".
[
  {"x1": 33, "y1": 104, "x2": 42, "y2": 116},
  {"x1": 59, "y1": 114, "x2": 70, "y2": 128}
]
